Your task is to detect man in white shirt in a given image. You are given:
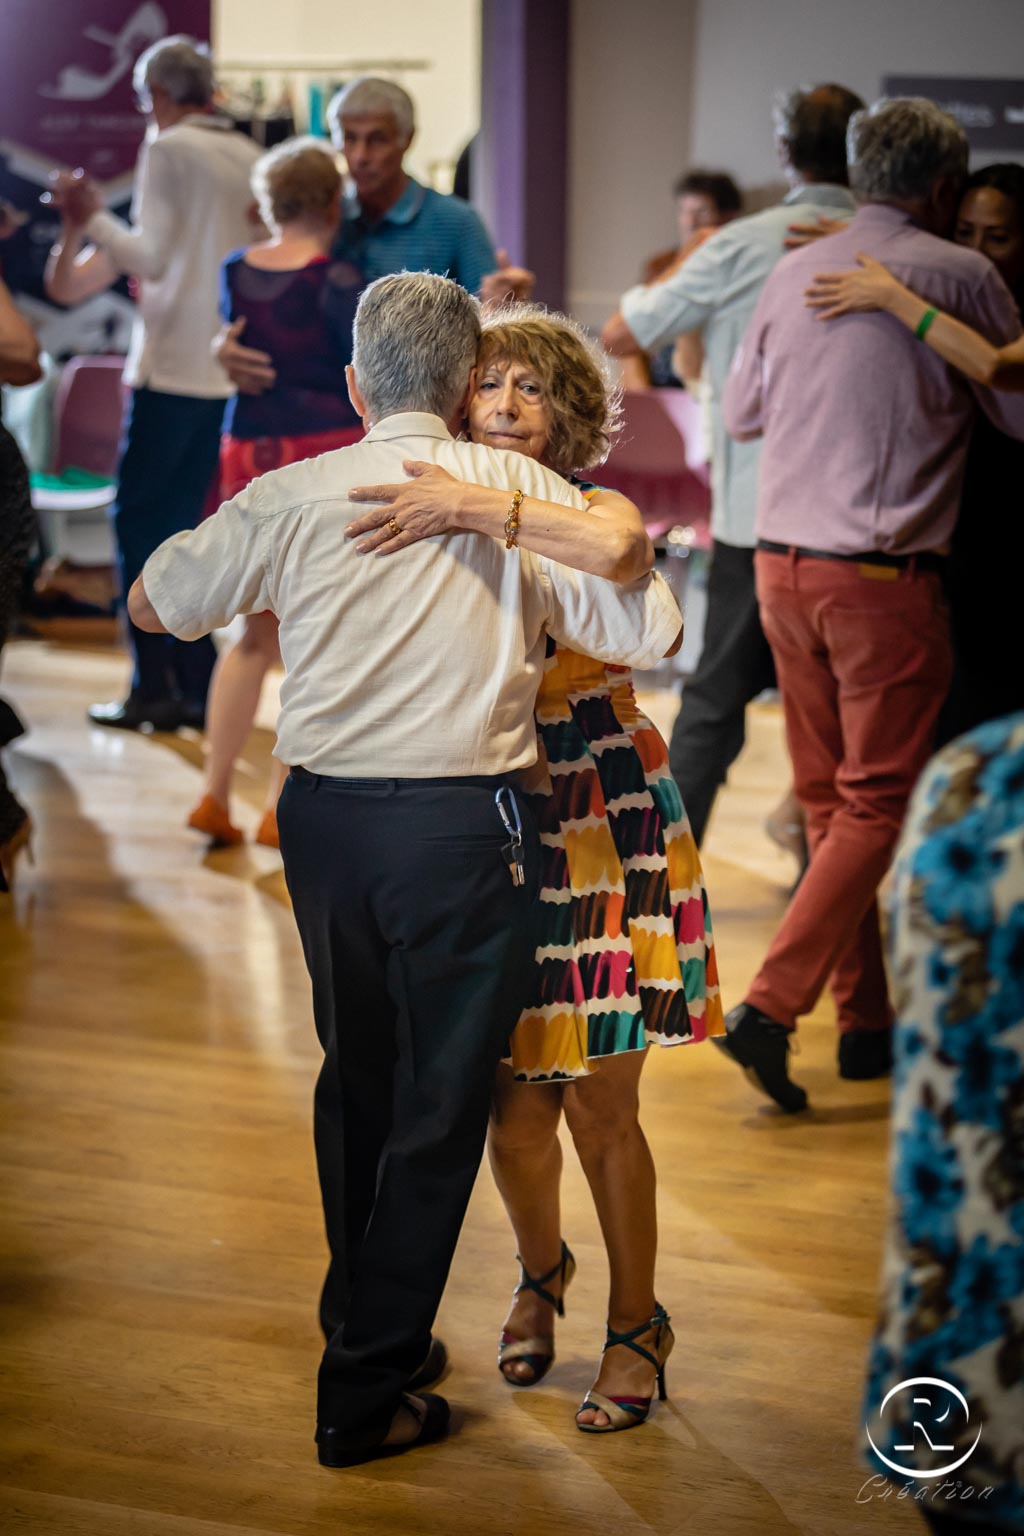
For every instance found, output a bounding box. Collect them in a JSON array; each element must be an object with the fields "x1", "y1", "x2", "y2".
[
  {"x1": 52, "y1": 36, "x2": 258, "y2": 731},
  {"x1": 129, "y1": 272, "x2": 681, "y2": 1467}
]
